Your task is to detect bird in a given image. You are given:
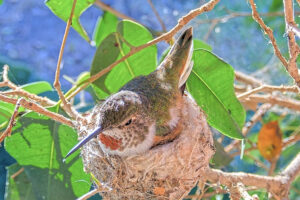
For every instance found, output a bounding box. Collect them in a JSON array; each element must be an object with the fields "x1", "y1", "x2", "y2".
[{"x1": 65, "y1": 27, "x2": 194, "y2": 158}]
